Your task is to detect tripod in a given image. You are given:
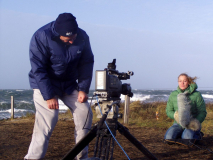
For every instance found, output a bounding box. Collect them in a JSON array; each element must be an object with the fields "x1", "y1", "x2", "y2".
[{"x1": 62, "y1": 100, "x2": 158, "y2": 160}]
